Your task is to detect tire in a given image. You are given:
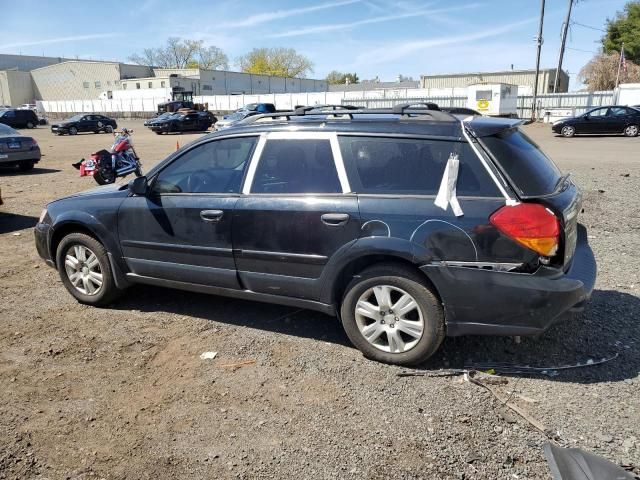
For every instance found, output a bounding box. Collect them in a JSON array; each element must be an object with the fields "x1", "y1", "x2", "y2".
[
  {"x1": 561, "y1": 125, "x2": 575, "y2": 137},
  {"x1": 340, "y1": 264, "x2": 445, "y2": 366},
  {"x1": 18, "y1": 161, "x2": 35, "y2": 172},
  {"x1": 155, "y1": 131, "x2": 163, "y2": 135},
  {"x1": 26, "y1": 121, "x2": 35, "y2": 129},
  {"x1": 624, "y1": 124, "x2": 639, "y2": 137},
  {"x1": 55, "y1": 232, "x2": 121, "y2": 306},
  {"x1": 105, "y1": 125, "x2": 113, "y2": 134},
  {"x1": 69, "y1": 126, "x2": 78, "y2": 135},
  {"x1": 93, "y1": 170, "x2": 115, "y2": 185}
]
